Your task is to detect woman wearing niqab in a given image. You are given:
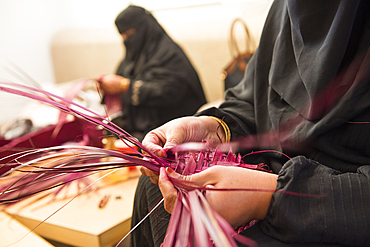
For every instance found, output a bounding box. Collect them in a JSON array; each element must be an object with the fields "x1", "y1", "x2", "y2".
[
  {"x1": 132, "y1": 0, "x2": 370, "y2": 246},
  {"x1": 100, "y1": 5, "x2": 206, "y2": 141}
]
